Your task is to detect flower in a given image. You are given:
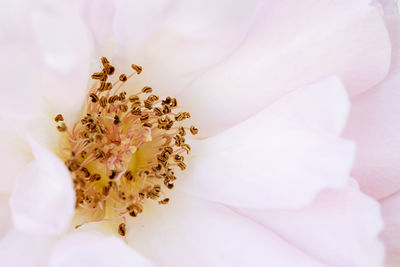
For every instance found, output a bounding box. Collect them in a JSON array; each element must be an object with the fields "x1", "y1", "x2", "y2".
[{"x1": 0, "y1": 1, "x2": 394, "y2": 267}]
